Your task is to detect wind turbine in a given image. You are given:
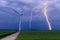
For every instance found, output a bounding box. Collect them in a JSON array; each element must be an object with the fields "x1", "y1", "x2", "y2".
[
  {"x1": 10, "y1": 8, "x2": 23, "y2": 32},
  {"x1": 29, "y1": 6, "x2": 39, "y2": 30},
  {"x1": 1, "y1": 7, "x2": 23, "y2": 32}
]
